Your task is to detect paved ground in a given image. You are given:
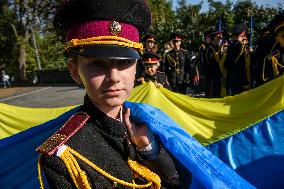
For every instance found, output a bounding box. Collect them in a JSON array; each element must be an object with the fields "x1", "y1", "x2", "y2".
[{"x1": 0, "y1": 86, "x2": 86, "y2": 108}]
